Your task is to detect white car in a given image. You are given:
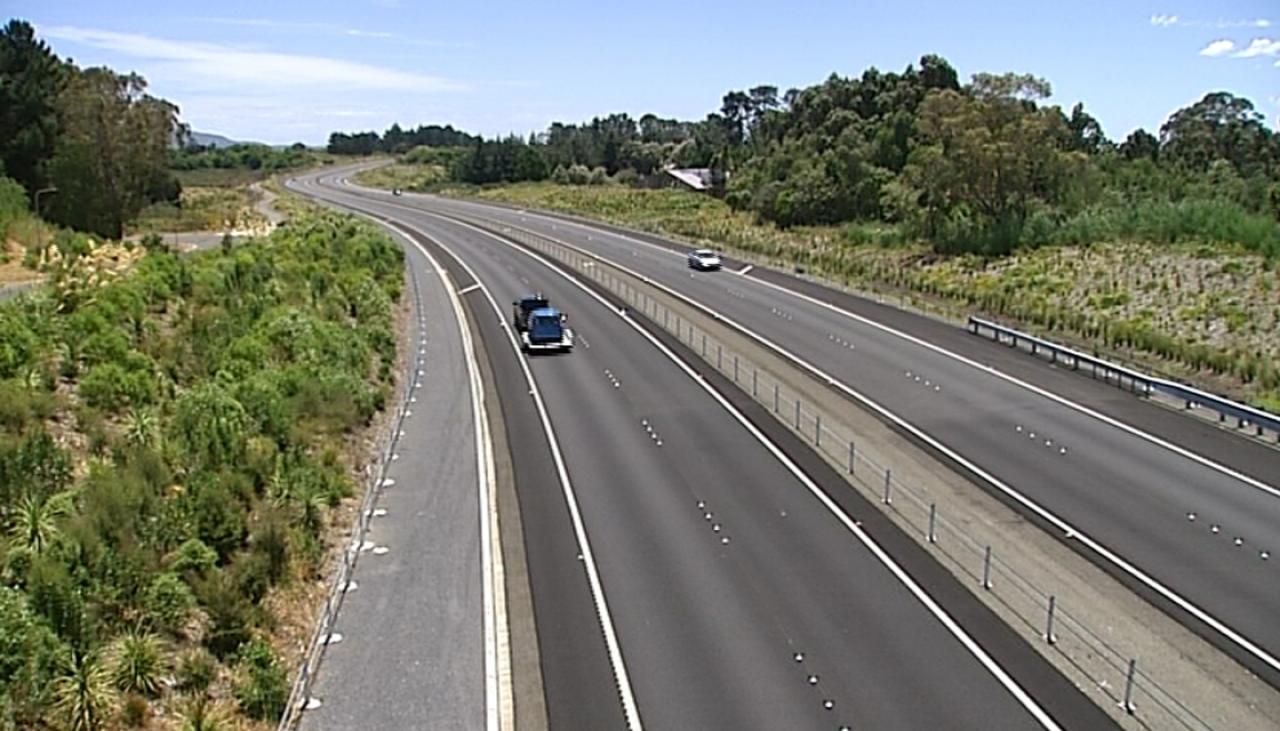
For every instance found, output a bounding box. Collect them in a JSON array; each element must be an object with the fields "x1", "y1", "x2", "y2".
[{"x1": 687, "y1": 249, "x2": 722, "y2": 271}]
